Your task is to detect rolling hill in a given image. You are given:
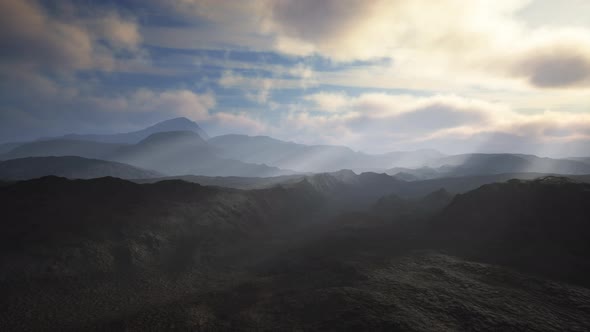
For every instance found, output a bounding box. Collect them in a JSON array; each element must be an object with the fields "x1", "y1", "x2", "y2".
[
  {"x1": 432, "y1": 176, "x2": 590, "y2": 285},
  {"x1": 0, "y1": 156, "x2": 161, "y2": 180}
]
